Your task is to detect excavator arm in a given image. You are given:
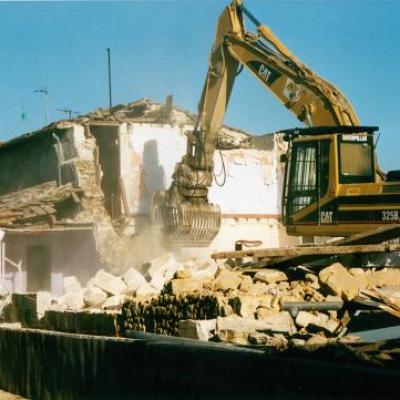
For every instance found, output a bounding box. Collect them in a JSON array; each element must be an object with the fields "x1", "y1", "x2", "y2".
[{"x1": 153, "y1": 0, "x2": 360, "y2": 247}]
